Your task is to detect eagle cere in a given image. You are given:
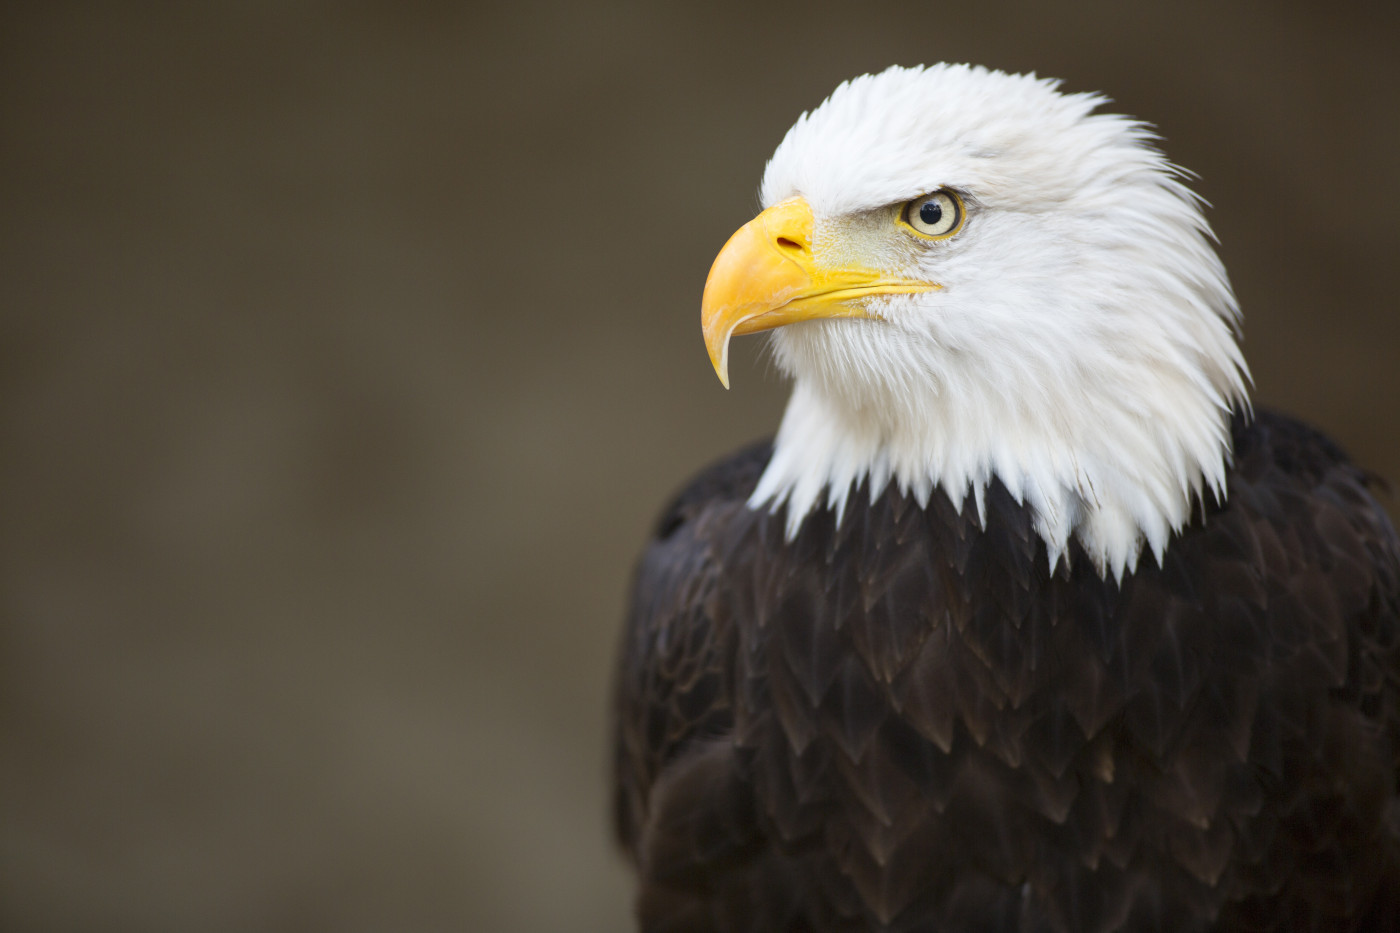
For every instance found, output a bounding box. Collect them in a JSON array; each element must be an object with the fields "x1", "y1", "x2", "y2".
[{"x1": 612, "y1": 64, "x2": 1400, "y2": 932}]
